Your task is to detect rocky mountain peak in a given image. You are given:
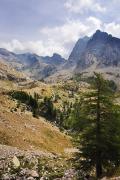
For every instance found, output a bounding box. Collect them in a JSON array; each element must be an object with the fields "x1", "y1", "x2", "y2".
[
  {"x1": 52, "y1": 53, "x2": 62, "y2": 58},
  {"x1": 0, "y1": 48, "x2": 15, "y2": 57},
  {"x1": 75, "y1": 30, "x2": 120, "y2": 72},
  {"x1": 67, "y1": 36, "x2": 90, "y2": 67},
  {"x1": 93, "y1": 29, "x2": 109, "y2": 39}
]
